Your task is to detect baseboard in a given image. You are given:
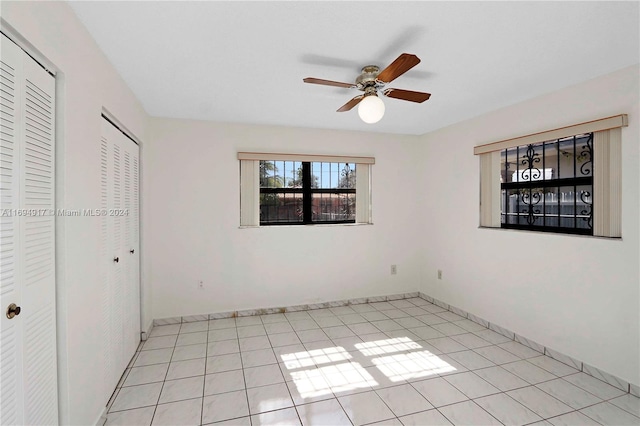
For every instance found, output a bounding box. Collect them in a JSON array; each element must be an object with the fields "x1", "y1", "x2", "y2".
[
  {"x1": 418, "y1": 292, "x2": 637, "y2": 395},
  {"x1": 141, "y1": 320, "x2": 153, "y2": 341},
  {"x1": 148, "y1": 289, "x2": 636, "y2": 394},
  {"x1": 152, "y1": 291, "x2": 419, "y2": 325}
]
